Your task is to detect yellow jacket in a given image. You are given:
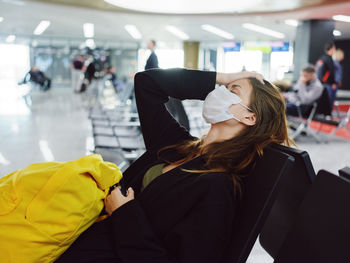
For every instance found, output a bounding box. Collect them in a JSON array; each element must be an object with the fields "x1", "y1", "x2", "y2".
[{"x1": 0, "y1": 154, "x2": 122, "y2": 263}]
